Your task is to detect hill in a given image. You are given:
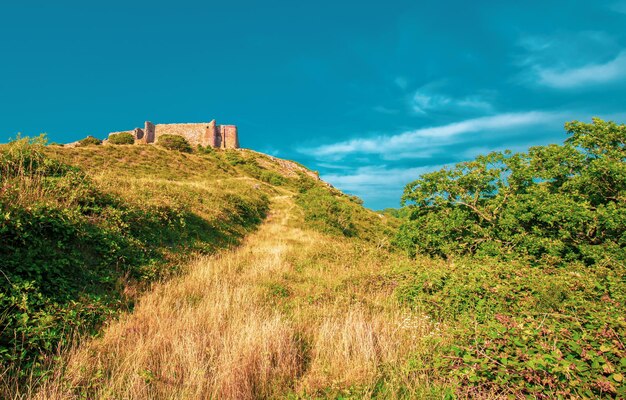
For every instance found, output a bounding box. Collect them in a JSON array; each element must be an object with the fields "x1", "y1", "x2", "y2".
[
  {"x1": 1, "y1": 120, "x2": 625, "y2": 399},
  {"x1": 0, "y1": 137, "x2": 395, "y2": 397}
]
